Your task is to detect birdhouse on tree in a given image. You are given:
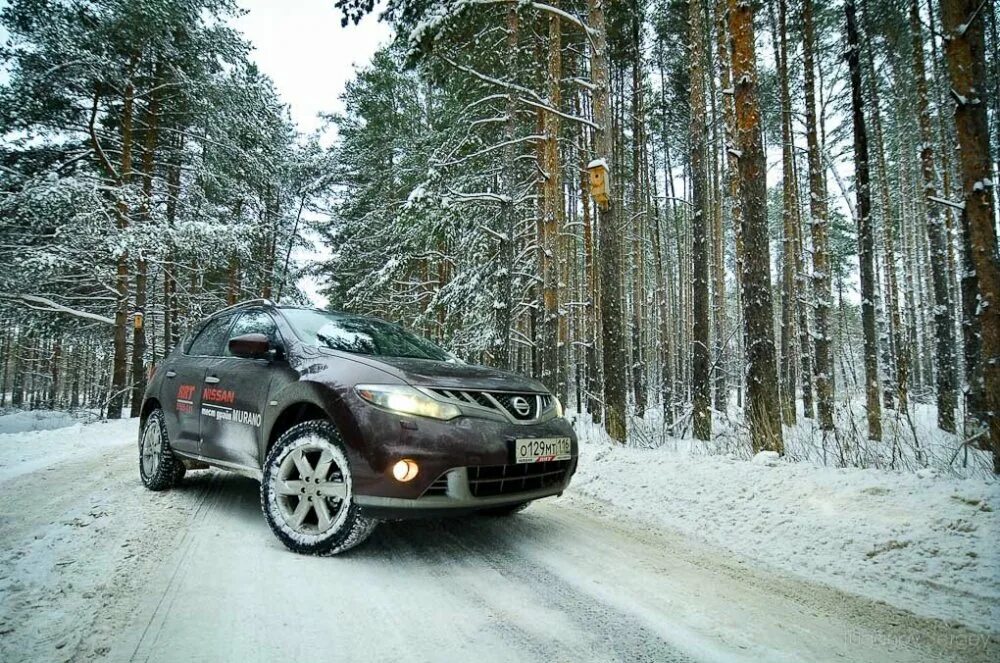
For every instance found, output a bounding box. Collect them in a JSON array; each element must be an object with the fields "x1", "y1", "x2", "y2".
[{"x1": 588, "y1": 158, "x2": 610, "y2": 209}]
